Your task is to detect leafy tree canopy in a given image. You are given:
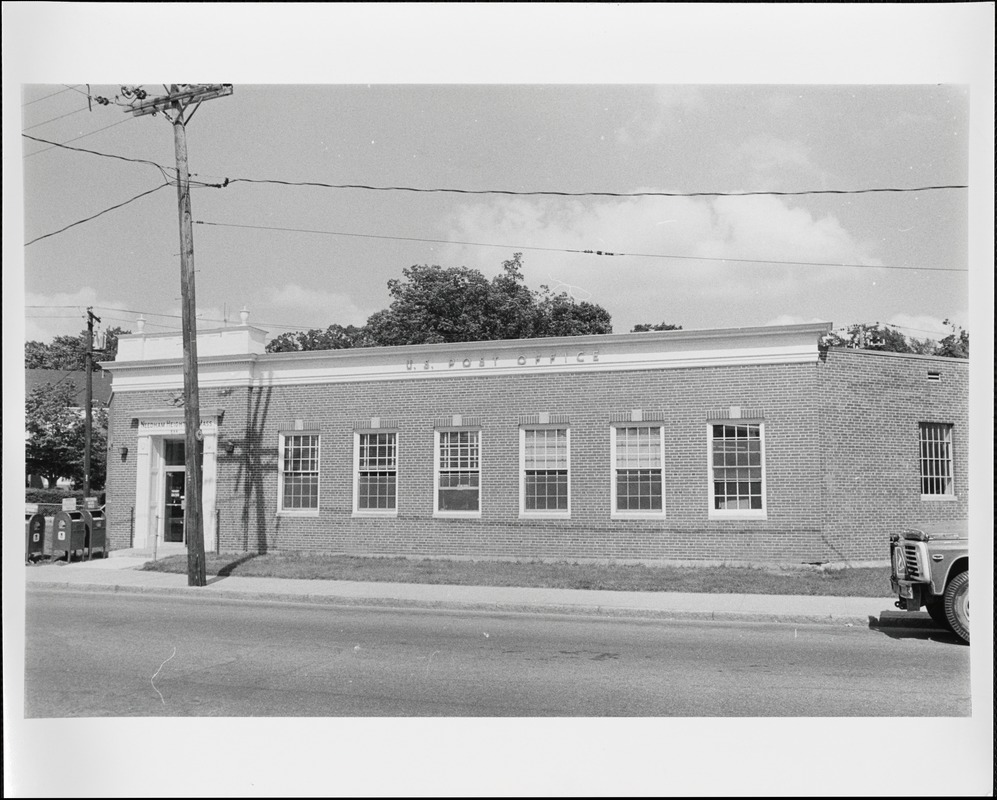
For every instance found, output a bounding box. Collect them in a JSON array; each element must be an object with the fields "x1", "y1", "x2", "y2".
[
  {"x1": 631, "y1": 322, "x2": 683, "y2": 332},
  {"x1": 24, "y1": 326, "x2": 129, "y2": 370},
  {"x1": 25, "y1": 380, "x2": 107, "y2": 489},
  {"x1": 821, "y1": 320, "x2": 968, "y2": 359},
  {"x1": 265, "y1": 254, "x2": 613, "y2": 353}
]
